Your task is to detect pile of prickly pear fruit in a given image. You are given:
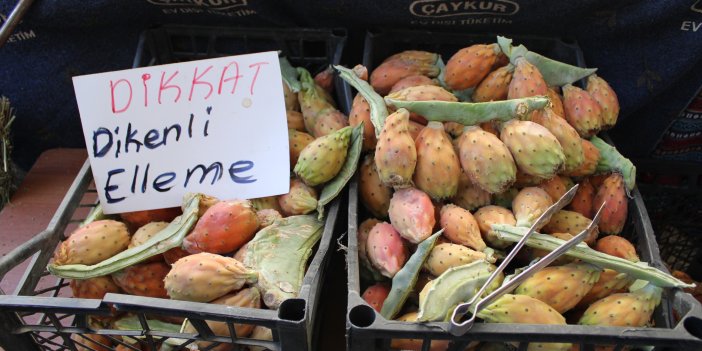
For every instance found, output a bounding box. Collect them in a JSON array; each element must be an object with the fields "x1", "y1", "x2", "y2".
[
  {"x1": 341, "y1": 37, "x2": 695, "y2": 350},
  {"x1": 46, "y1": 59, "x2": 360, "y2": 351}
]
